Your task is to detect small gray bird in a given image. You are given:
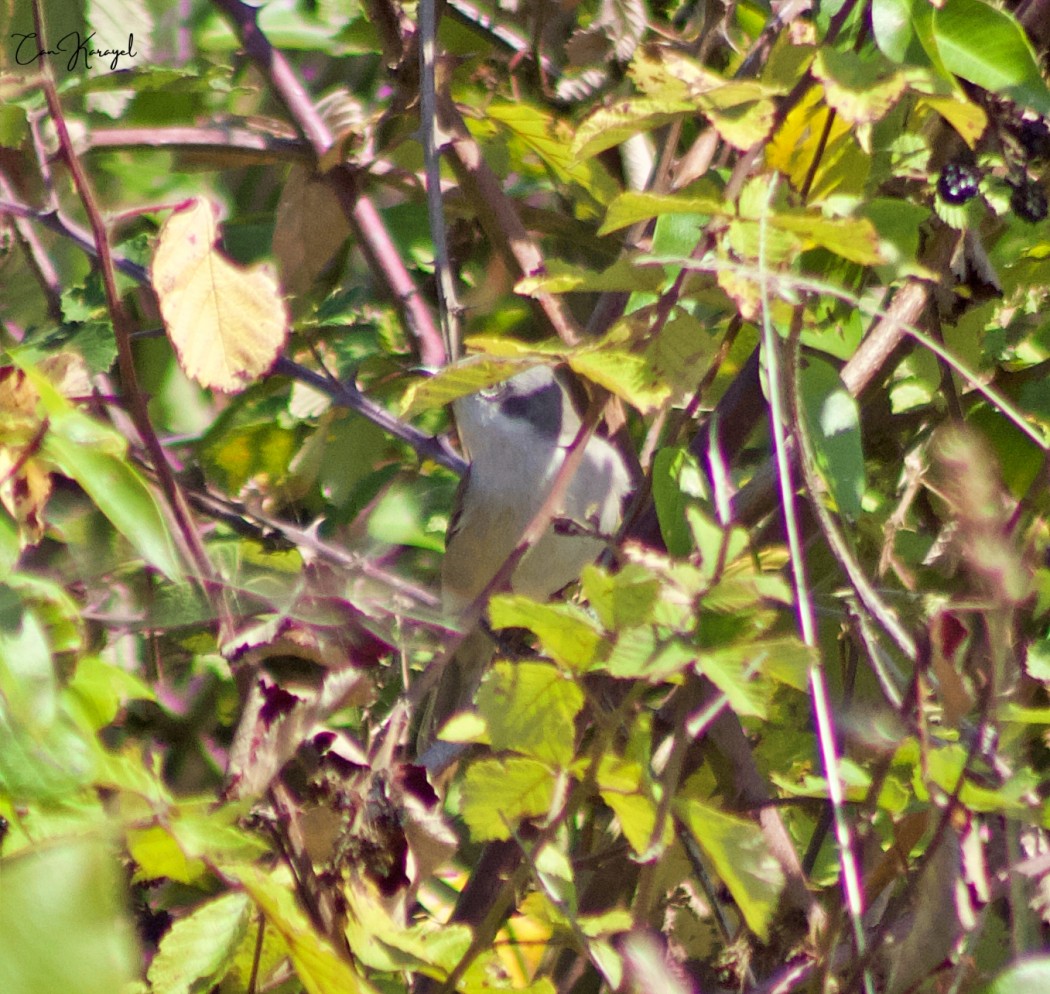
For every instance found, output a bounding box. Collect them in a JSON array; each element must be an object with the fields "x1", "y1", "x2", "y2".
[{"x1": 427, "y1": 364, "x2": 631, "y2": 735}]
